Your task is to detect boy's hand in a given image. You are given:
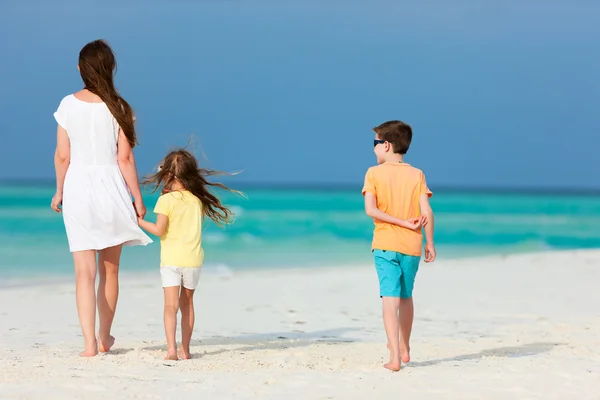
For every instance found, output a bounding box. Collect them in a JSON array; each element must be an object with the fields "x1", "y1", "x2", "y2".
[
  {"x1": 424, "y1": 242, "x2": 436, "y2": 263},
  {"x1": 137, "y1": 216, "x2": 144, "y2": 225},
  {"x1": 405, "y1": 215, "x2": 427, "y2": 230}
]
